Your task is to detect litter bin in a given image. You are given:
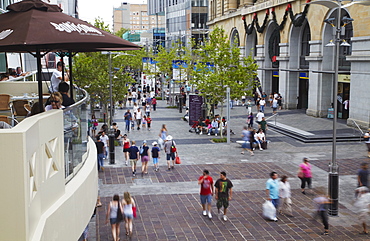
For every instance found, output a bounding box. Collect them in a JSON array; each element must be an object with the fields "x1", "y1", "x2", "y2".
[
  {"x1": 108, "y1": 131, "x2": 115, "y2": 164},
  {"x1": 327, "y1": 108, "x2": 334, "y2": 119}
]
